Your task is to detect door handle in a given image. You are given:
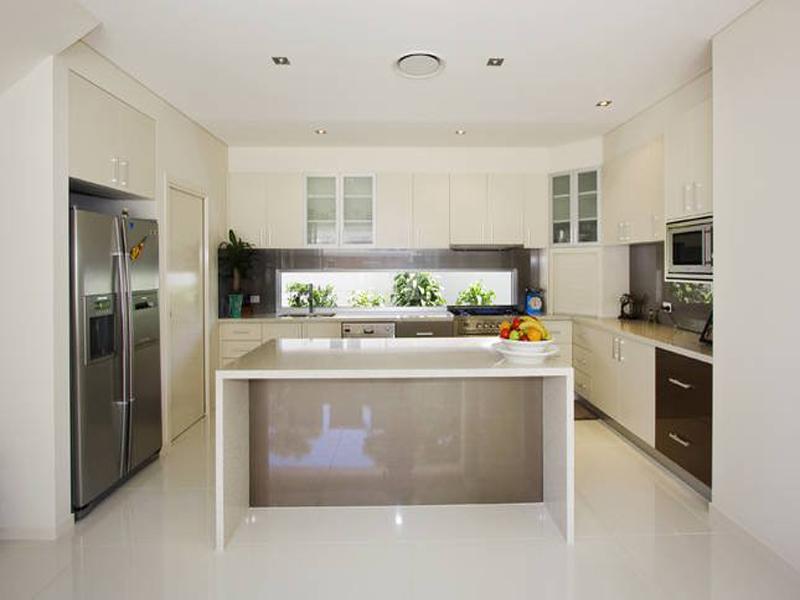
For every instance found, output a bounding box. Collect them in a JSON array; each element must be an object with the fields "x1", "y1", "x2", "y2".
[
  {"x1": 668, "y1": 432, "x2": 691, "y2": 448},
  {"x1": 111, "y1": 157, "x2": 119, "y2": 185},
  {"x1": 668, "y1": 377, "x2": 693, "y2": 390},
  {"x1": 618, "y1": 339, "x2": 624, "y2": 362},
  {"x1": 119, "y1": 159, "x2": 129, "y2": 187}
]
